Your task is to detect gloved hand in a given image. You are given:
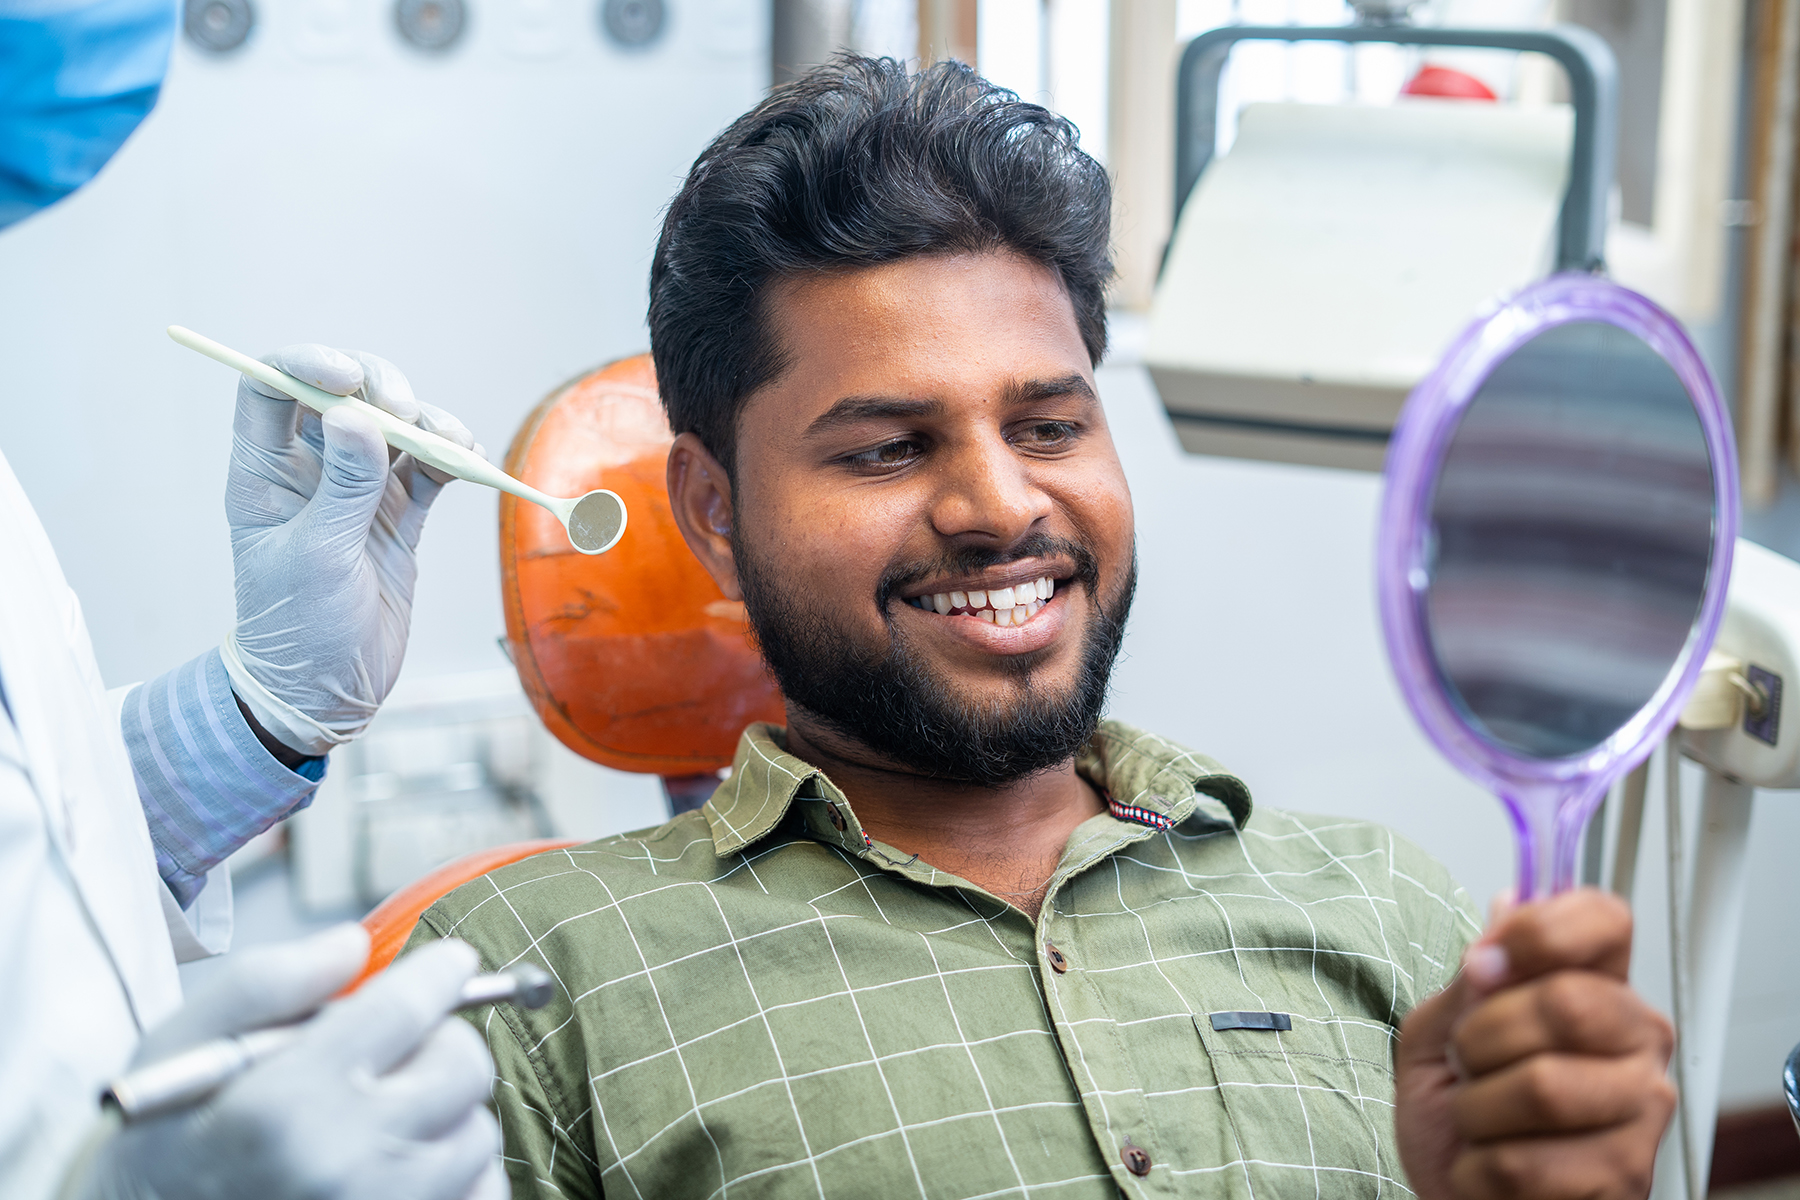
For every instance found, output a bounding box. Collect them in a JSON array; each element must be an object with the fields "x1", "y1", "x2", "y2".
[
  {"x1": 69, "y1": 925, "x2": 507, "y2": 1200},
  {"x1": 223, "y1": 346, "x2": 484, "y2": 756}
]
